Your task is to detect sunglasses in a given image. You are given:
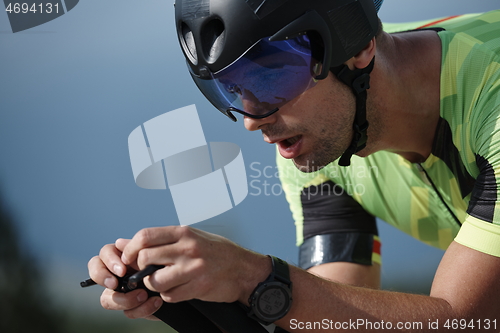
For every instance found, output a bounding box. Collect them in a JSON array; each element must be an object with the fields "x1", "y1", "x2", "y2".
[{"x1": 189, "y1": 35, "x2": 321, "y2": 122}]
